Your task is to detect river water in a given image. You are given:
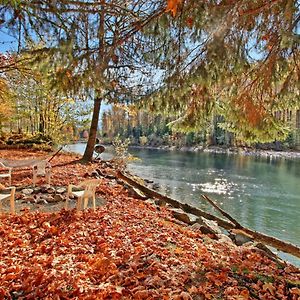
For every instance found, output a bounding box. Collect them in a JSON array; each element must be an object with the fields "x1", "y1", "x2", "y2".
[{"x1": 65, "y1": 143, "x2": 300, "y2": 266}]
